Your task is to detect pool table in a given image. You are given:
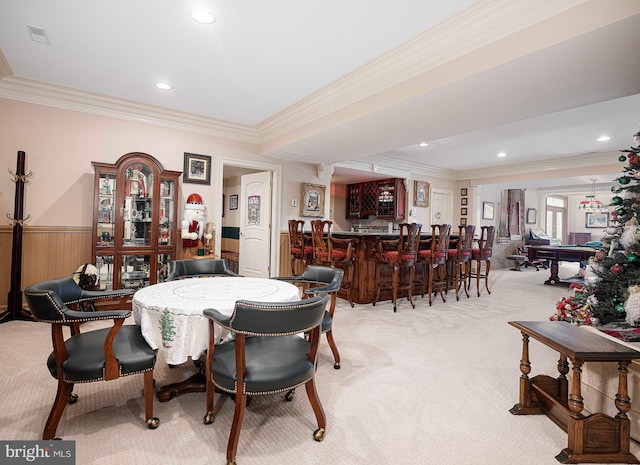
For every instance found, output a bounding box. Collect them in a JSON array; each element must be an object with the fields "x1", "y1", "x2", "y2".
[{"x1": 527, "y1": 245, "x2": 597, "y2": 286}]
